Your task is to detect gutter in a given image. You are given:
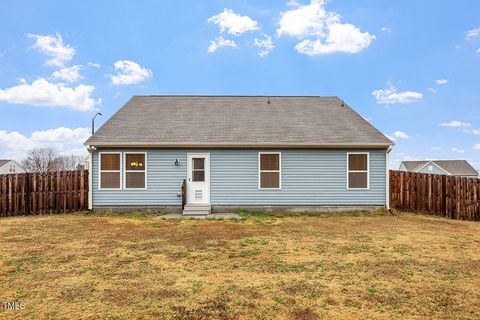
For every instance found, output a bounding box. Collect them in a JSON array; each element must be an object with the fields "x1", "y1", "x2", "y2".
[{"x1": 84, "y1": 142, "x2": 394, "y2": 149}]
